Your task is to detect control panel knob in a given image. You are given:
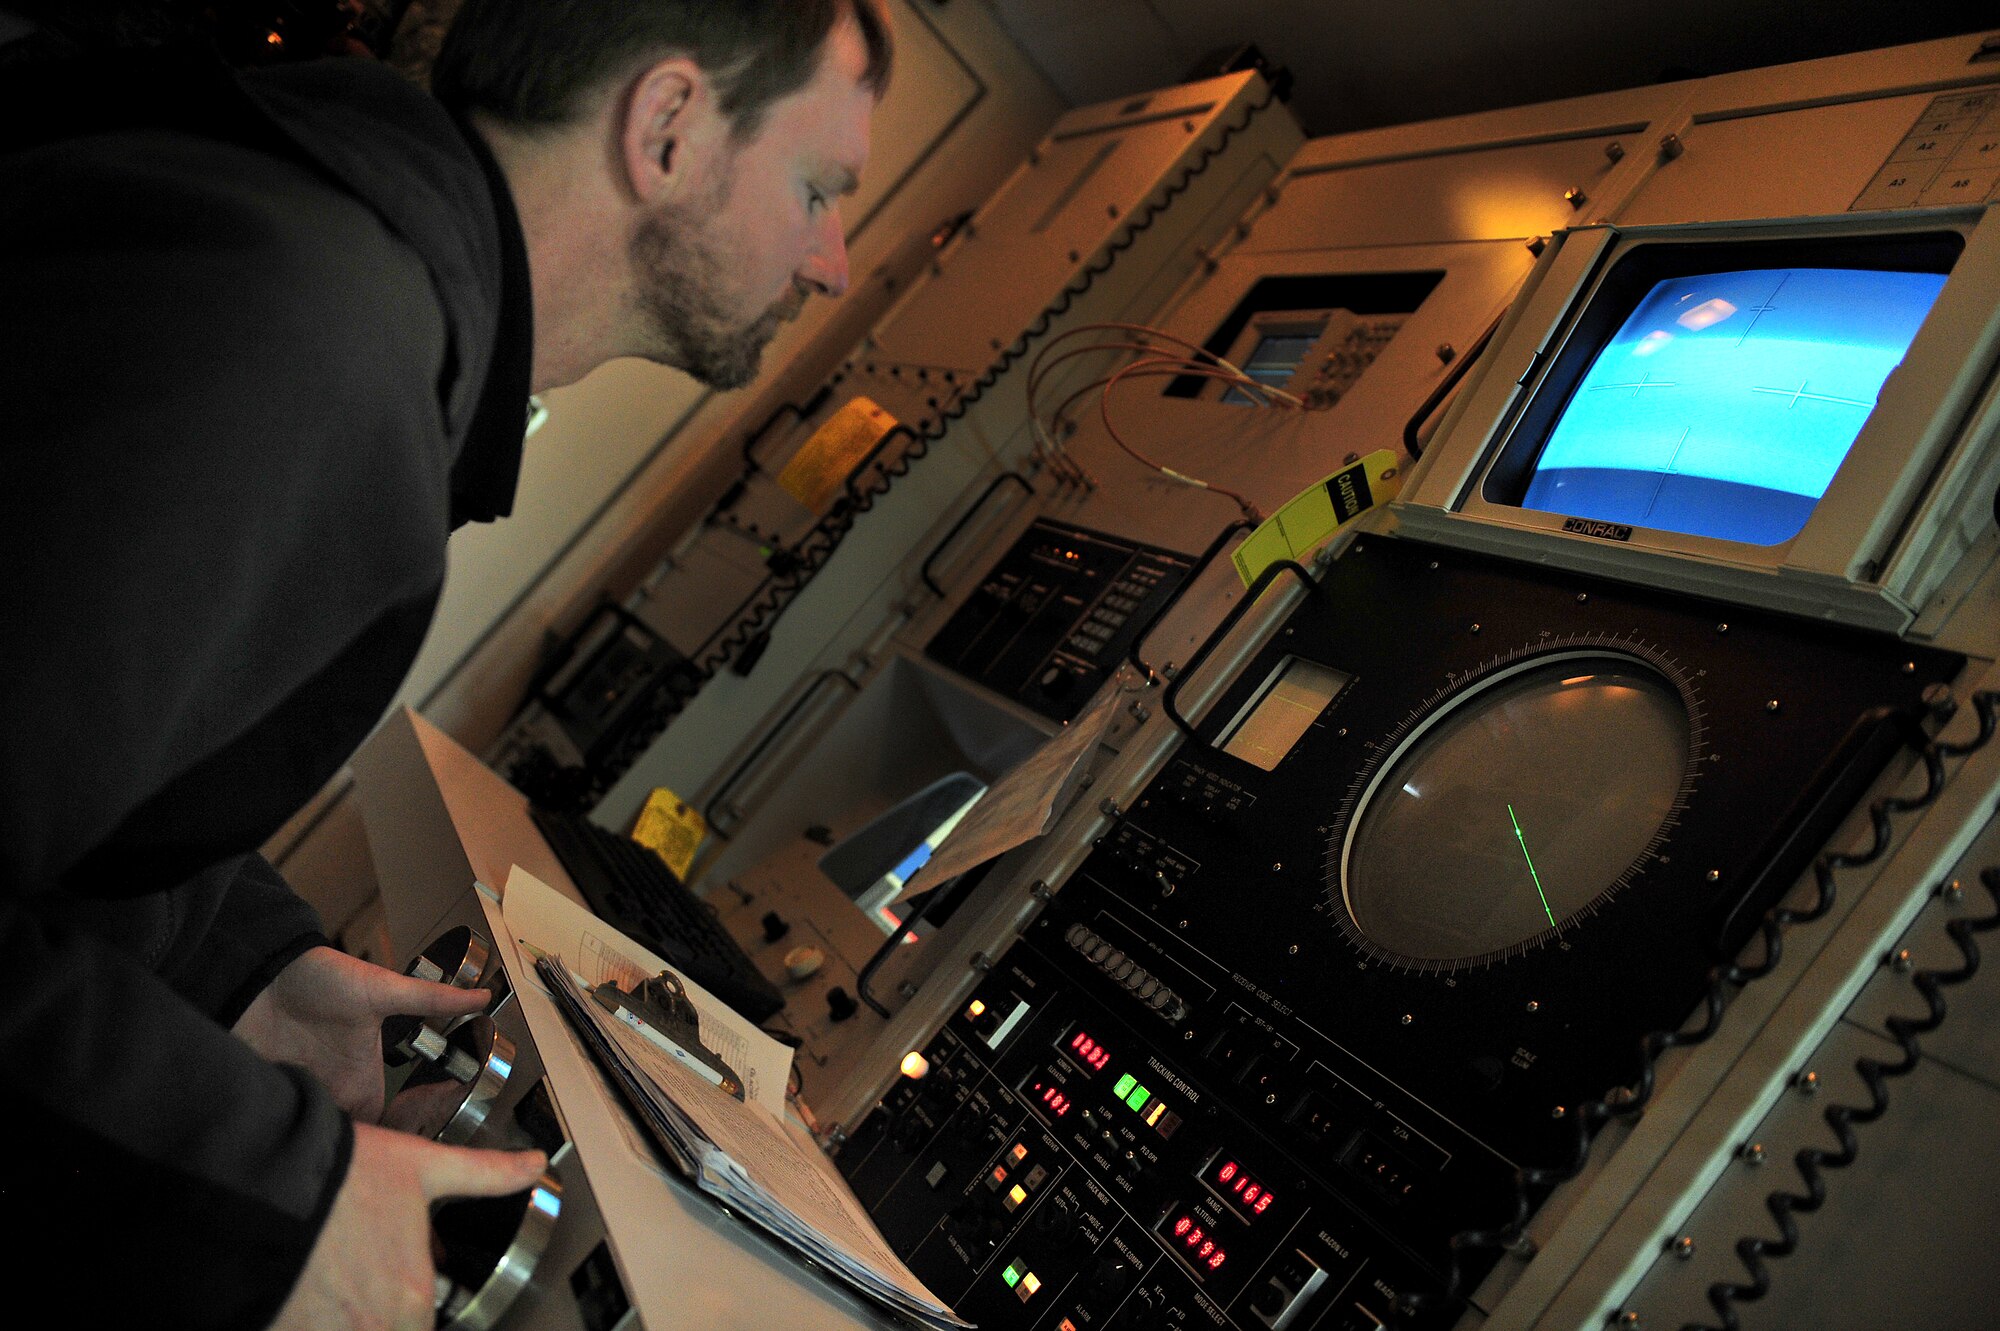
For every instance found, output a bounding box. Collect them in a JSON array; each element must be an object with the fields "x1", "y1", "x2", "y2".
[
  {"x1": 826, "y1": 987, "x2": 858, "y2": 1022},
  {"x1": 1038, "y1": 666, "x2": 1077, "y2": 699},
  {"x1": 783, "y1": 944, "x2": 826, "y2": 980},
  {"x1": 760, "y1": 911, "x2": 791, "y2": 943},
  {"x1": 1089, "y1": 1254, "x2": 1136, "y2": 1297},
  {"x1": 1032, "y1": 1195, "x2": 1076, "y2": 1241},
  {"x1": 891, "y1": 1115, "x2": 928, "y2": 1153}
]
